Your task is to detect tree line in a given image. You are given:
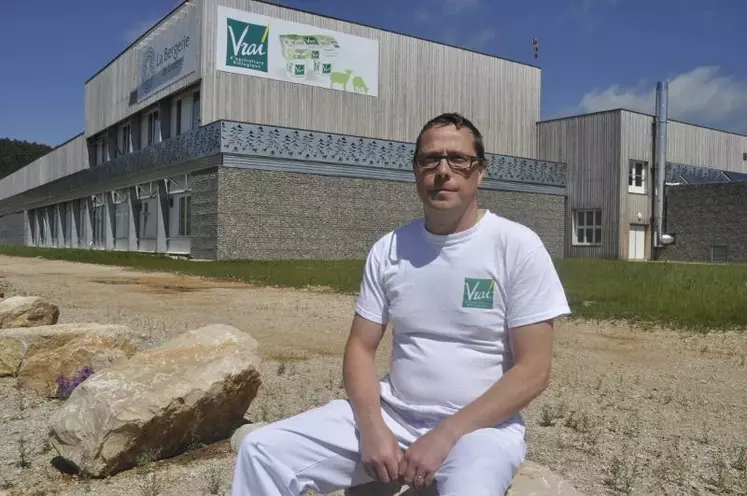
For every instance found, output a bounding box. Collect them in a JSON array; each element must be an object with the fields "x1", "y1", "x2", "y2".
[{"x1": 0, "y1": 137, "x2": 53, "y2": 181}]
